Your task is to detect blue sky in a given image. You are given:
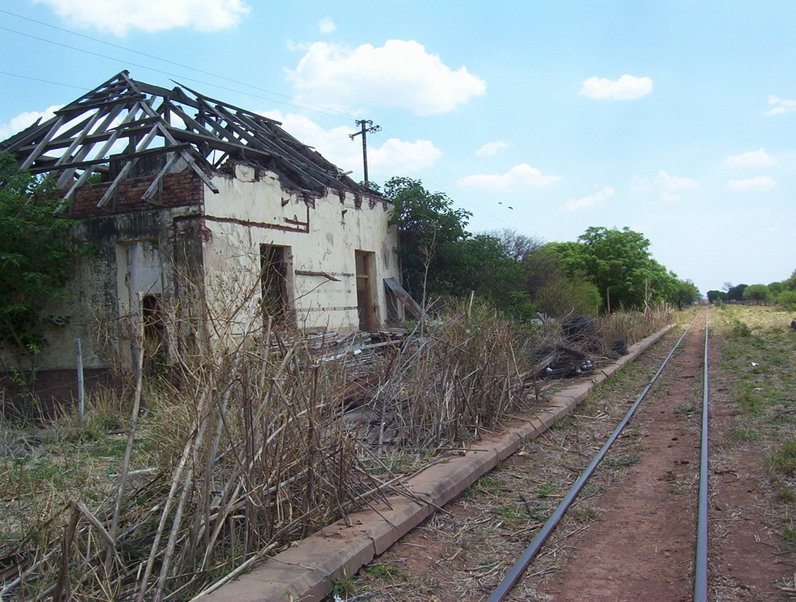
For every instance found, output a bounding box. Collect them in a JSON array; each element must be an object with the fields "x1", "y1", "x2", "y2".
[{"x1": 2, "y1": 0, "x2": 794, "y2": 294}]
